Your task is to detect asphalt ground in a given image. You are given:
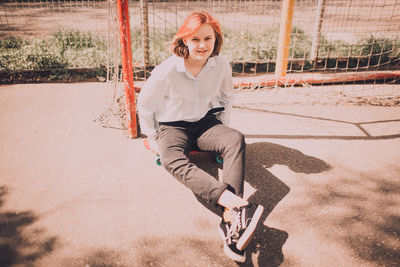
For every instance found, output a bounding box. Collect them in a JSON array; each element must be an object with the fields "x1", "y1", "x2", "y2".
[{"x1": 1, "y1": 83, "x2": 400, "y2": 267}]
